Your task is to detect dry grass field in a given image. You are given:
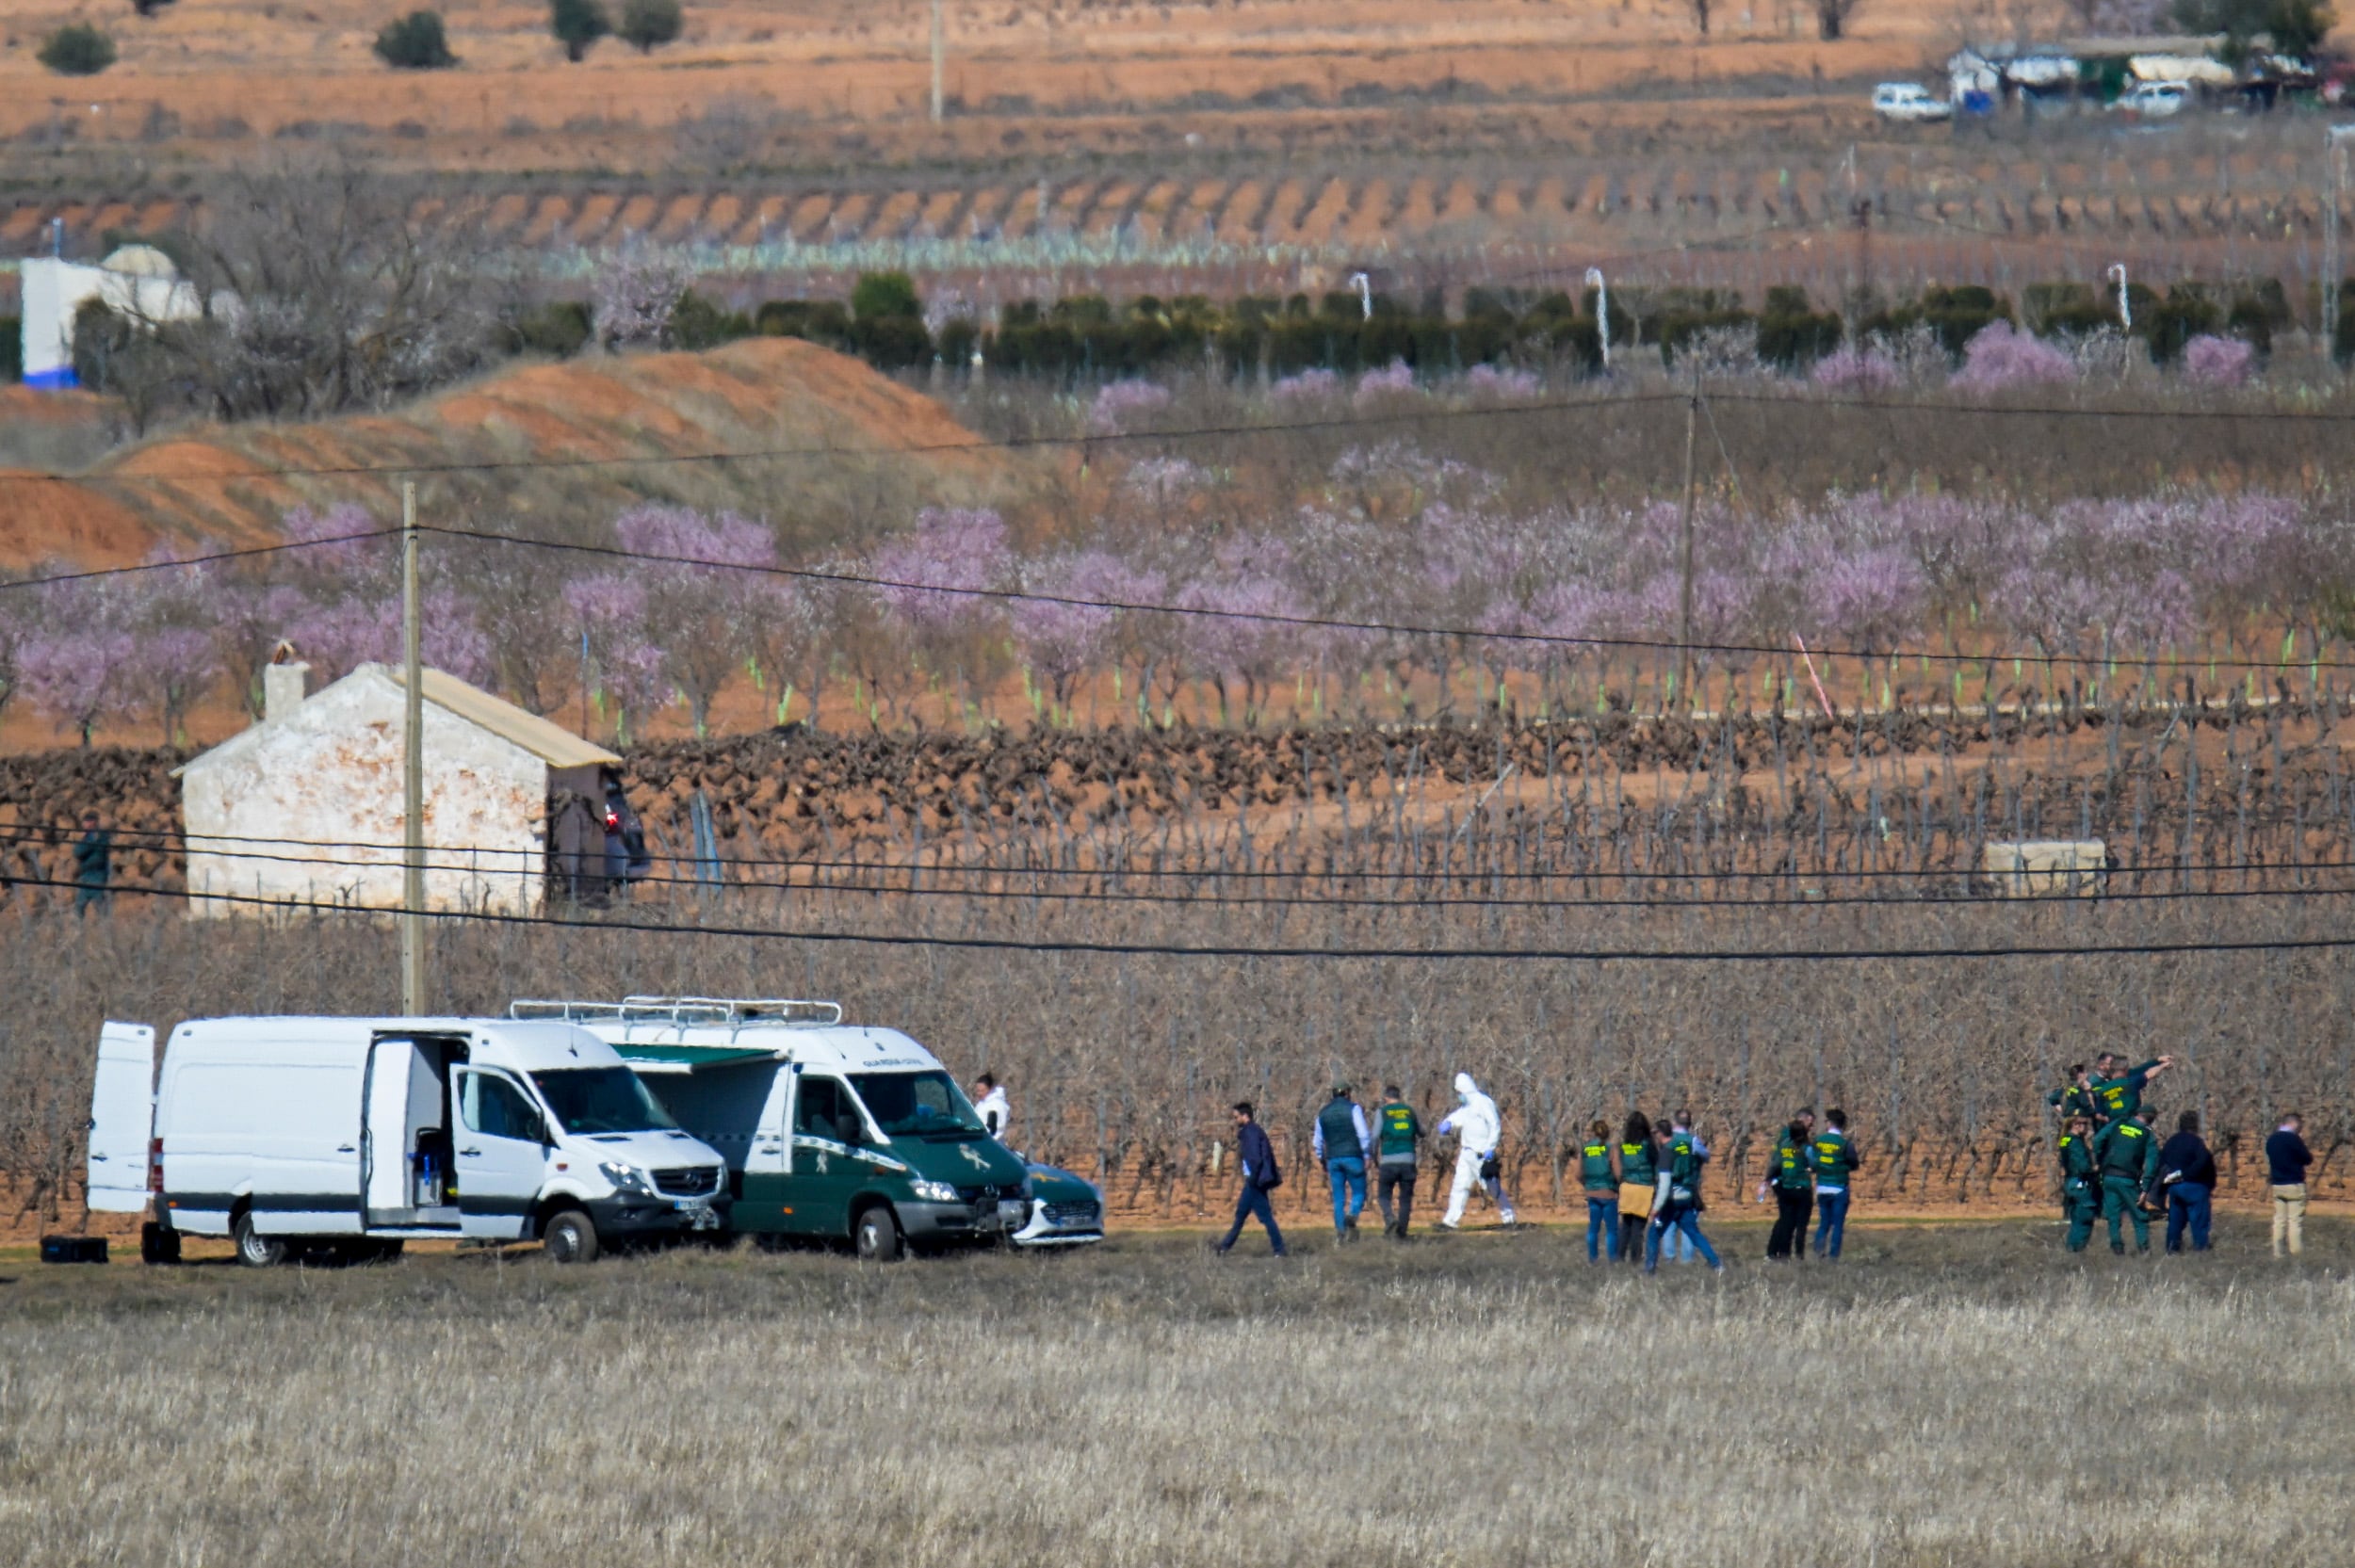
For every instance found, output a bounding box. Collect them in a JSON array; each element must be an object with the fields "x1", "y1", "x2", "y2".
[{"x1": 1, "y1": 1220, "x2": 2350, "y2": 1566}]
